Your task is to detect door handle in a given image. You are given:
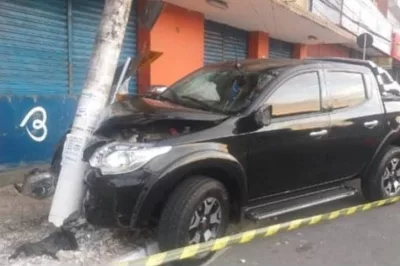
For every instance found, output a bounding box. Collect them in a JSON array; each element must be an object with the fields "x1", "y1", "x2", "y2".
[
  {"x1": 364, "y1": 120, "x2": 379, "y2": 129},
  {"x1": 310, "y1": 129, "x2": 328, "y2": 137}
]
